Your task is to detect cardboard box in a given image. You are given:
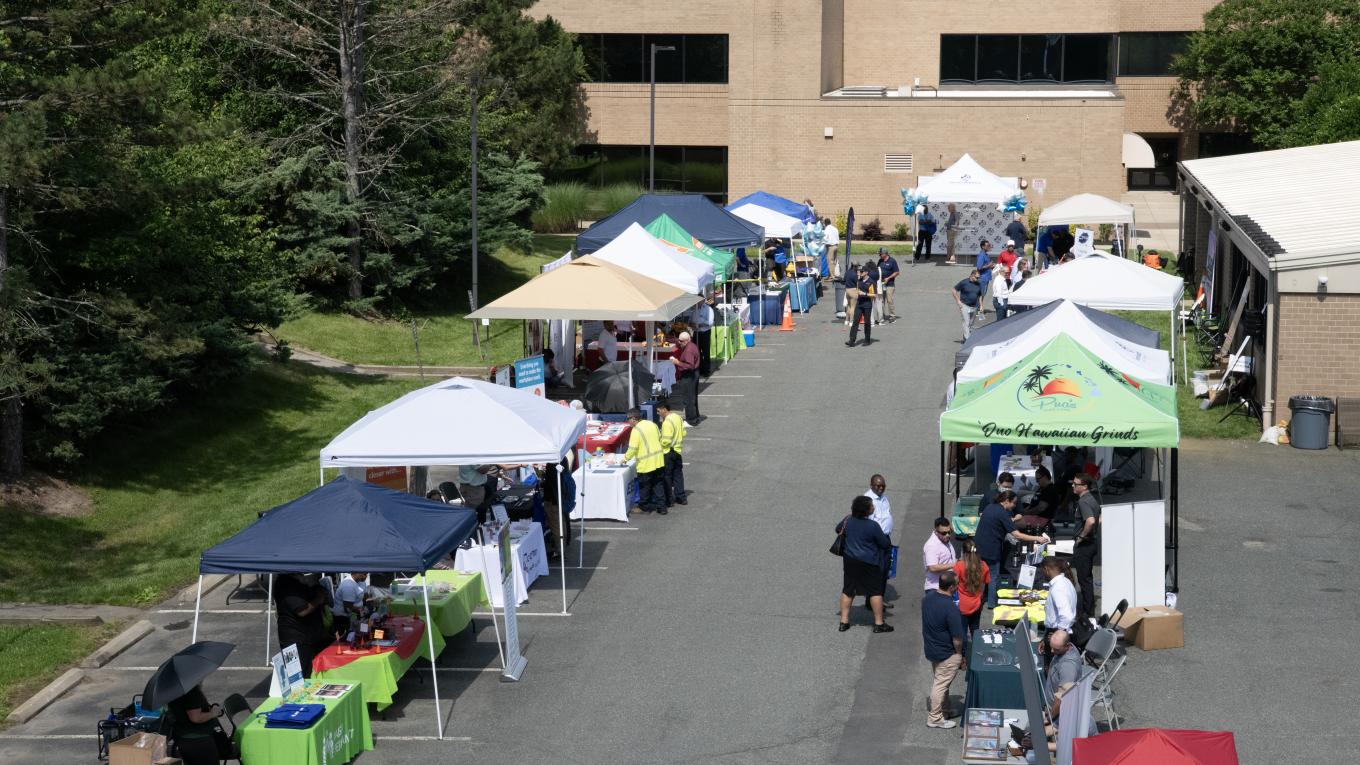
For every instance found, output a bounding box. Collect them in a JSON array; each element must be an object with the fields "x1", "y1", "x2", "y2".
[
  {"x1": 108, "y1": 733, "x2": 167, "y2": 765},
  {"x1": 1114, "y1": 606, "x2": 1184, "y2": 650},
  {"x1": 154, "y1": 759, "x2": 184, "y2": 765}
]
